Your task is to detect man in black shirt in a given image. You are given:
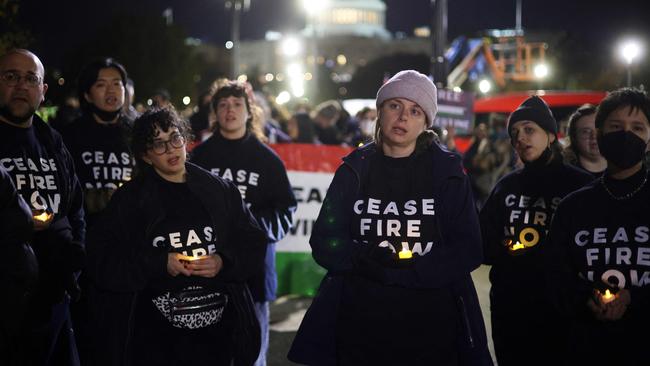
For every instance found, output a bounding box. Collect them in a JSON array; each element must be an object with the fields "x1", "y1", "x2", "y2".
[{"x1": 0, "y1": 49, "x2": 85, "y2": 365}]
